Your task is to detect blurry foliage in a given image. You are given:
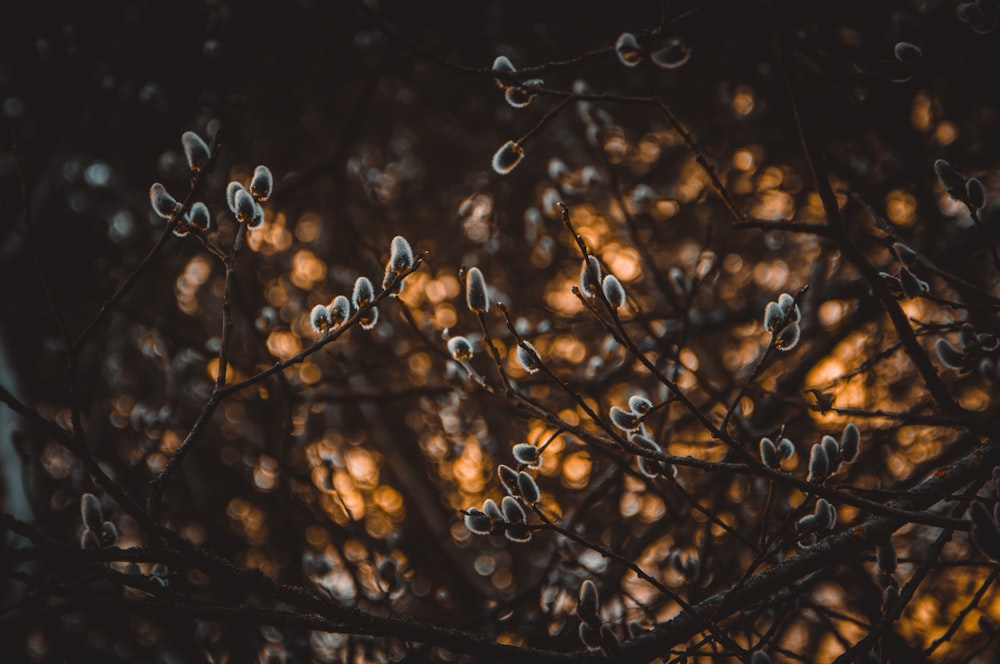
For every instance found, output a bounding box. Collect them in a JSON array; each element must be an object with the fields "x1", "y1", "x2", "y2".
[{"x1": 1, "y1": 0, "x2": 1000, "y2": 662}]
